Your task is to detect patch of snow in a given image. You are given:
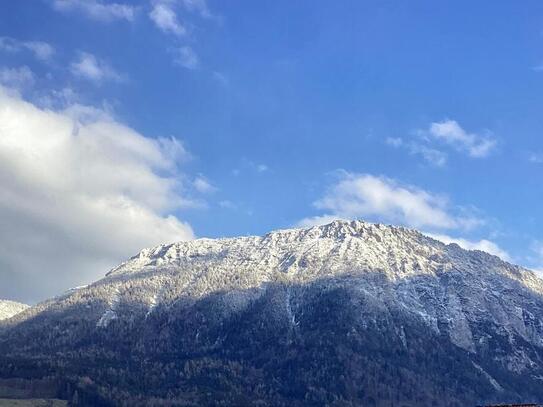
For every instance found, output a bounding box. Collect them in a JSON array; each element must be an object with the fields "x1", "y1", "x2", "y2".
[
  {"x1": 0, "y1": 300, "x2": 29, "y2": 321},
  {"x1": 472, "y1": 362, "x2": 503, "y2": 391},
  {"x1": 96, "y1": 309, "x2": 117, "y2": 328},
  {"x1": 14, "y1": 219, "x2": 543, "y2": 366},
  {"x1": 97, "y1": 287, "x2": 120, "y2": 327}
]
